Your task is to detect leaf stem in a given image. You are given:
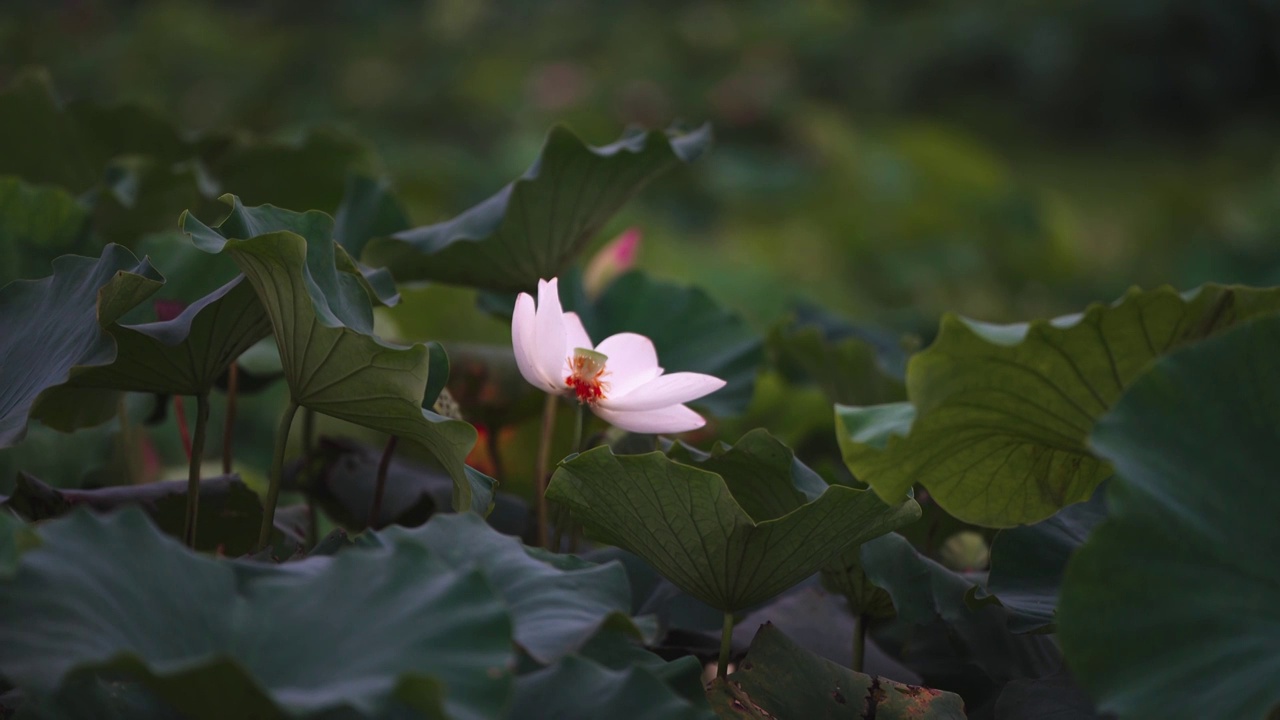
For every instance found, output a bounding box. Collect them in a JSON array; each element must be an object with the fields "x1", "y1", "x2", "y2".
[
  {"x1": 370, "y1": 435, "x2": 398, "y2": 529},
  {"x1": 174, "y1": 395, "x2": 192, "y2": 461},
  {"x1": 182, "y1": 393, "x2": 210, "y2": 548},
  {"x1": 222, "y1": 363, "x2": 238, "y2": 475},
  {"x1": 852, "y1": 613, "x2": 867, "y2": 673},
  {"x1": 257, "y1": 400, "x2": 300, "y2": 552},
  {"x1": 302, "y1": 407, "x2": 316, "y2": 453},
  {"x1": 533, "y1": 393, "x2": 558, "y2": 550},
  {"x1": 718, "y1": 612, "x2": 735, "y2": 678}
]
